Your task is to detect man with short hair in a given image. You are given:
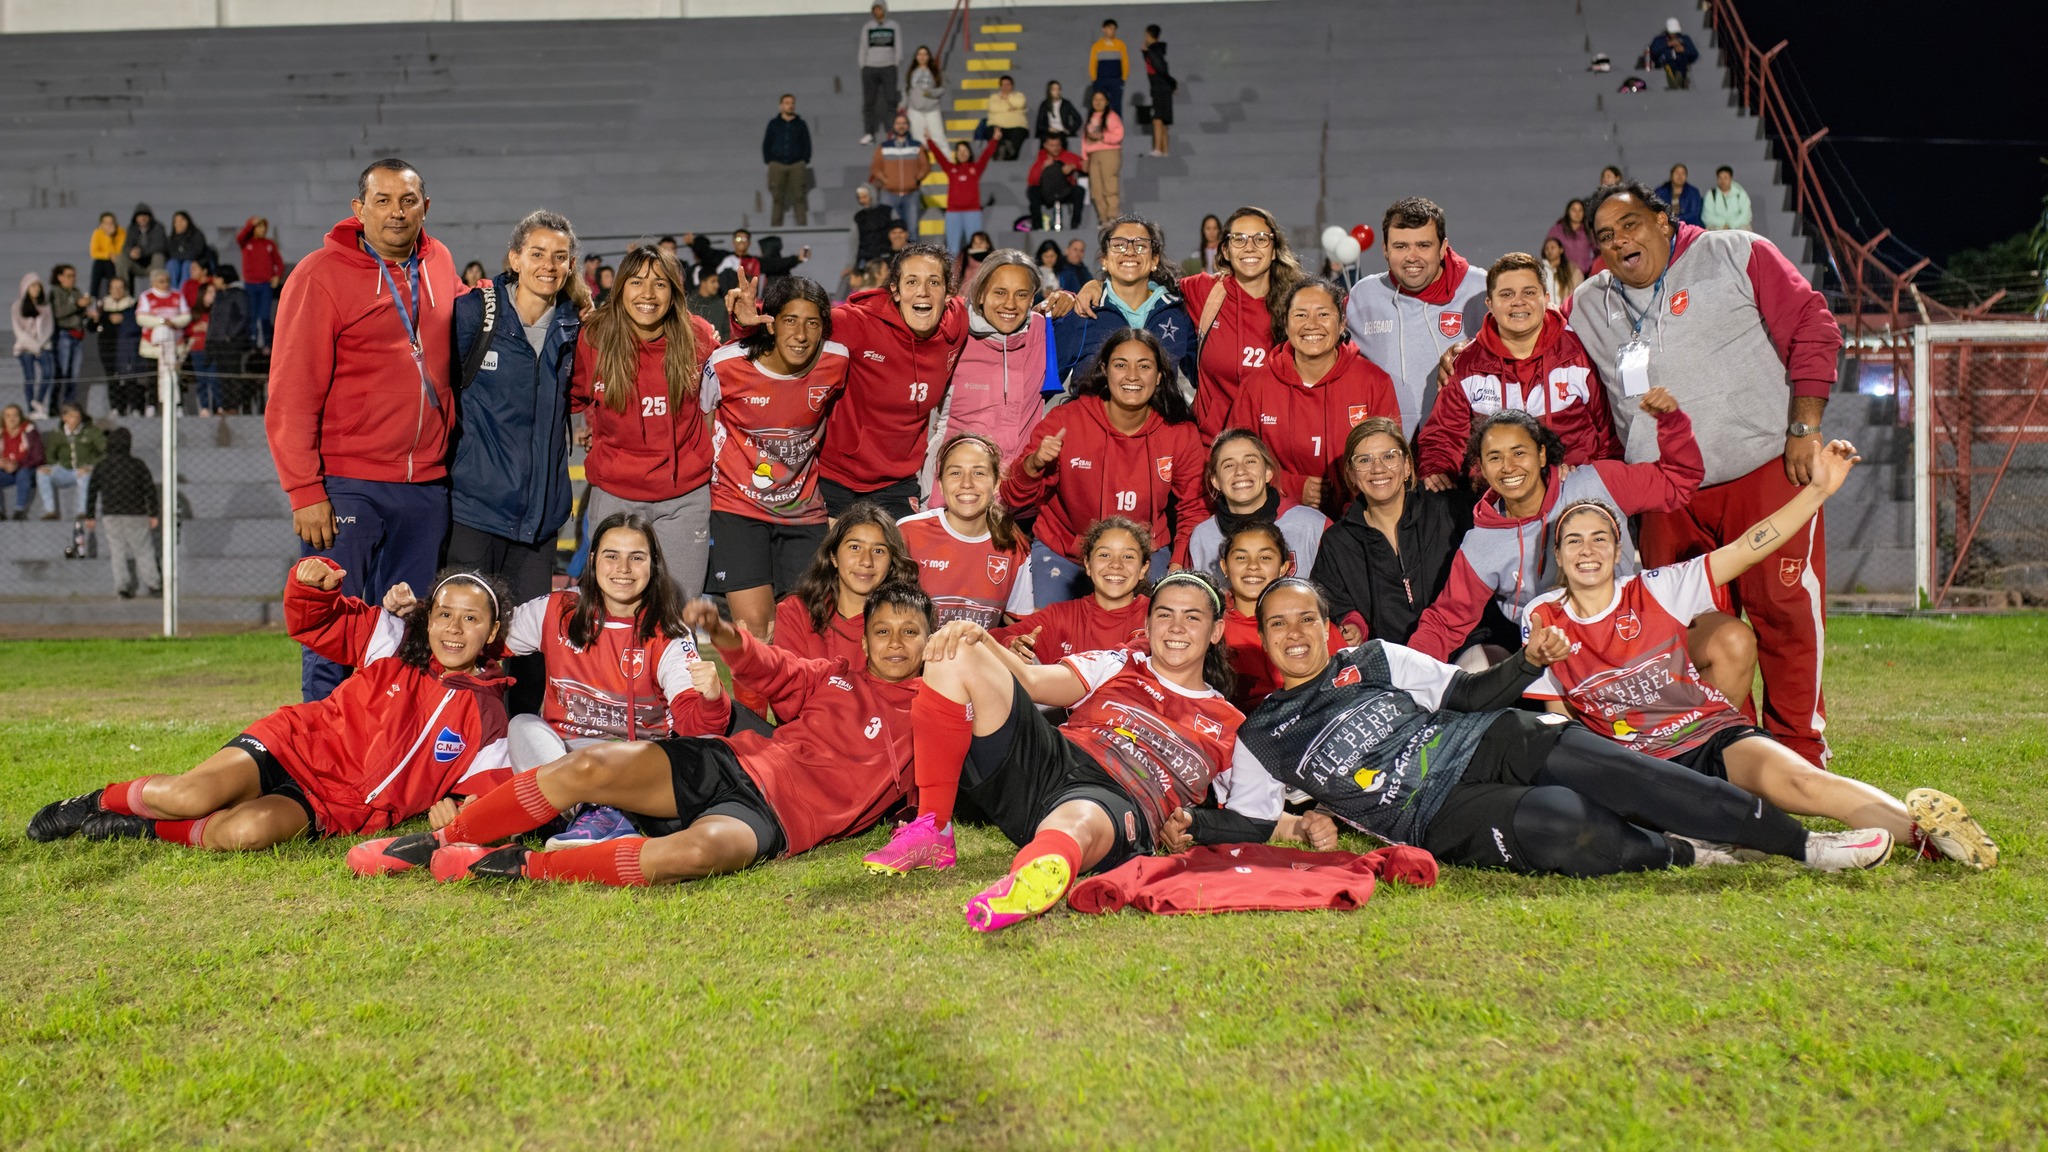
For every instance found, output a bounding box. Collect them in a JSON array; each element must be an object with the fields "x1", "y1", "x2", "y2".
[
  {"x1": 850, "y1": 184, "x2": 899, "y2": 268},
  {"x1": 266, "y1": 158, "x2": 460, "y2": 701},
  {"x1": 870, "y1": 113, "x2": 930, "y2": 232},
  {"x1": 1026, "y1": 134, "x2": 1086, "y2": 230},
  {"x1": 857, "y1": 2, "x2": 903, "y2": 146},
  {"x1": 1573, "y1": 181, "x2": 1842, "y2": 767},
  {"x1": 1085, "y1": 18, "x2": 1130, "y2": 112},
  {"x1": 1140, "y1": 24, "x2": 1175, "y2": 157},
  {"x1": 1703, "y1": 165, "x2": 1752, "y2": 231},
  {"x1": 763, "y1": 93, "x2": 814, "y2": 227},
  {"x1": 1342, "y1": 196, "x2": 1489, "y2": 437}
]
